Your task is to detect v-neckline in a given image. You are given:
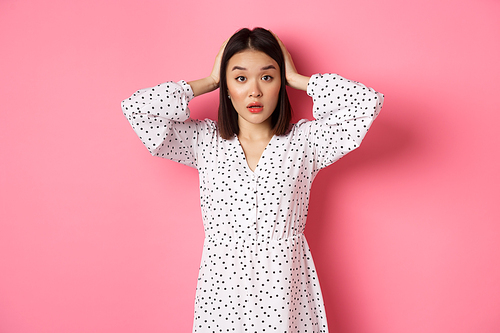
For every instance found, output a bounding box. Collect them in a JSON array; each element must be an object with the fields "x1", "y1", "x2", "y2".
[{"x1": 235, "y1": 134, "x2": 276, "y2": 174}]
